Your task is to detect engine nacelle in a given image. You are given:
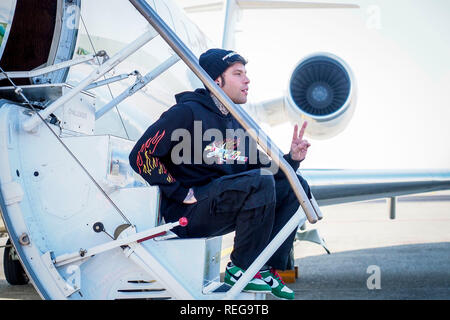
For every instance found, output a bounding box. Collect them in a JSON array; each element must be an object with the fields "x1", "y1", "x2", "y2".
[{"x1": 285, "y1": 52, "x2": 356, "y2": 139}]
